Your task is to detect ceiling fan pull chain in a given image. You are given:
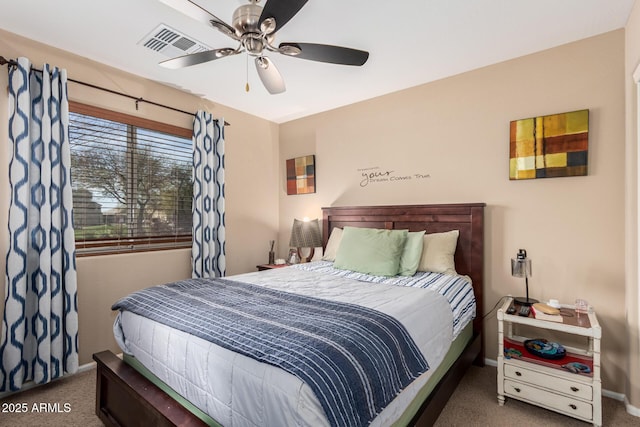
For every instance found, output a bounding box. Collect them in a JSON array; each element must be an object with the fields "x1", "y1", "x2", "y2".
[{"x1": 245, "y1": 52, "x2": 250, "y2": 92}]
